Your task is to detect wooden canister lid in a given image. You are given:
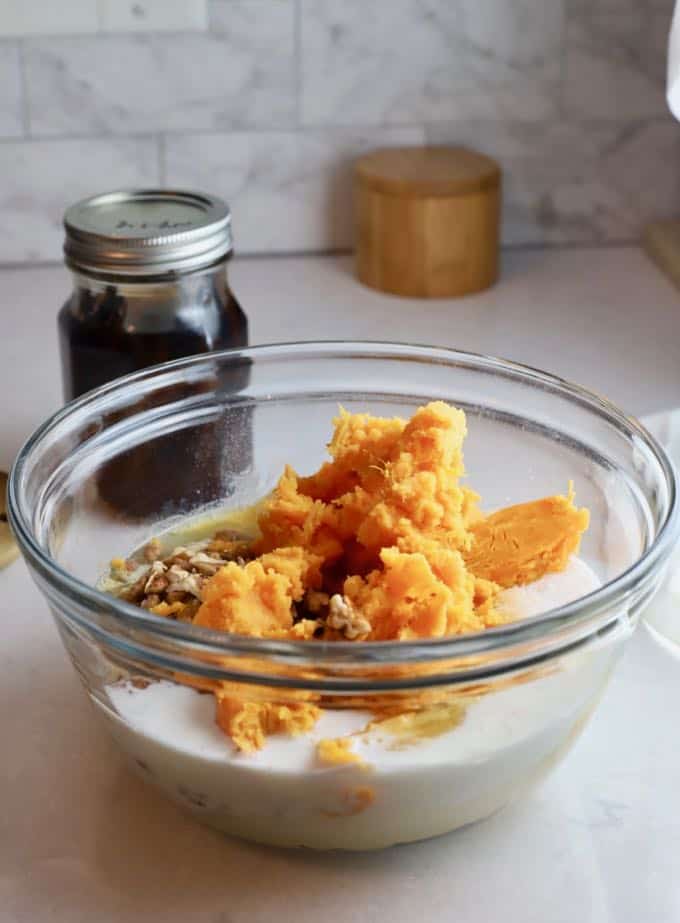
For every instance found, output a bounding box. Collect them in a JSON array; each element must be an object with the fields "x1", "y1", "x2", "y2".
[
  {"x1": 355, "y1": 146, "x2": 500, "y2": 198},
  {"x1": 354, "y1": 145, "x2": 501, "y2": 298}
]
